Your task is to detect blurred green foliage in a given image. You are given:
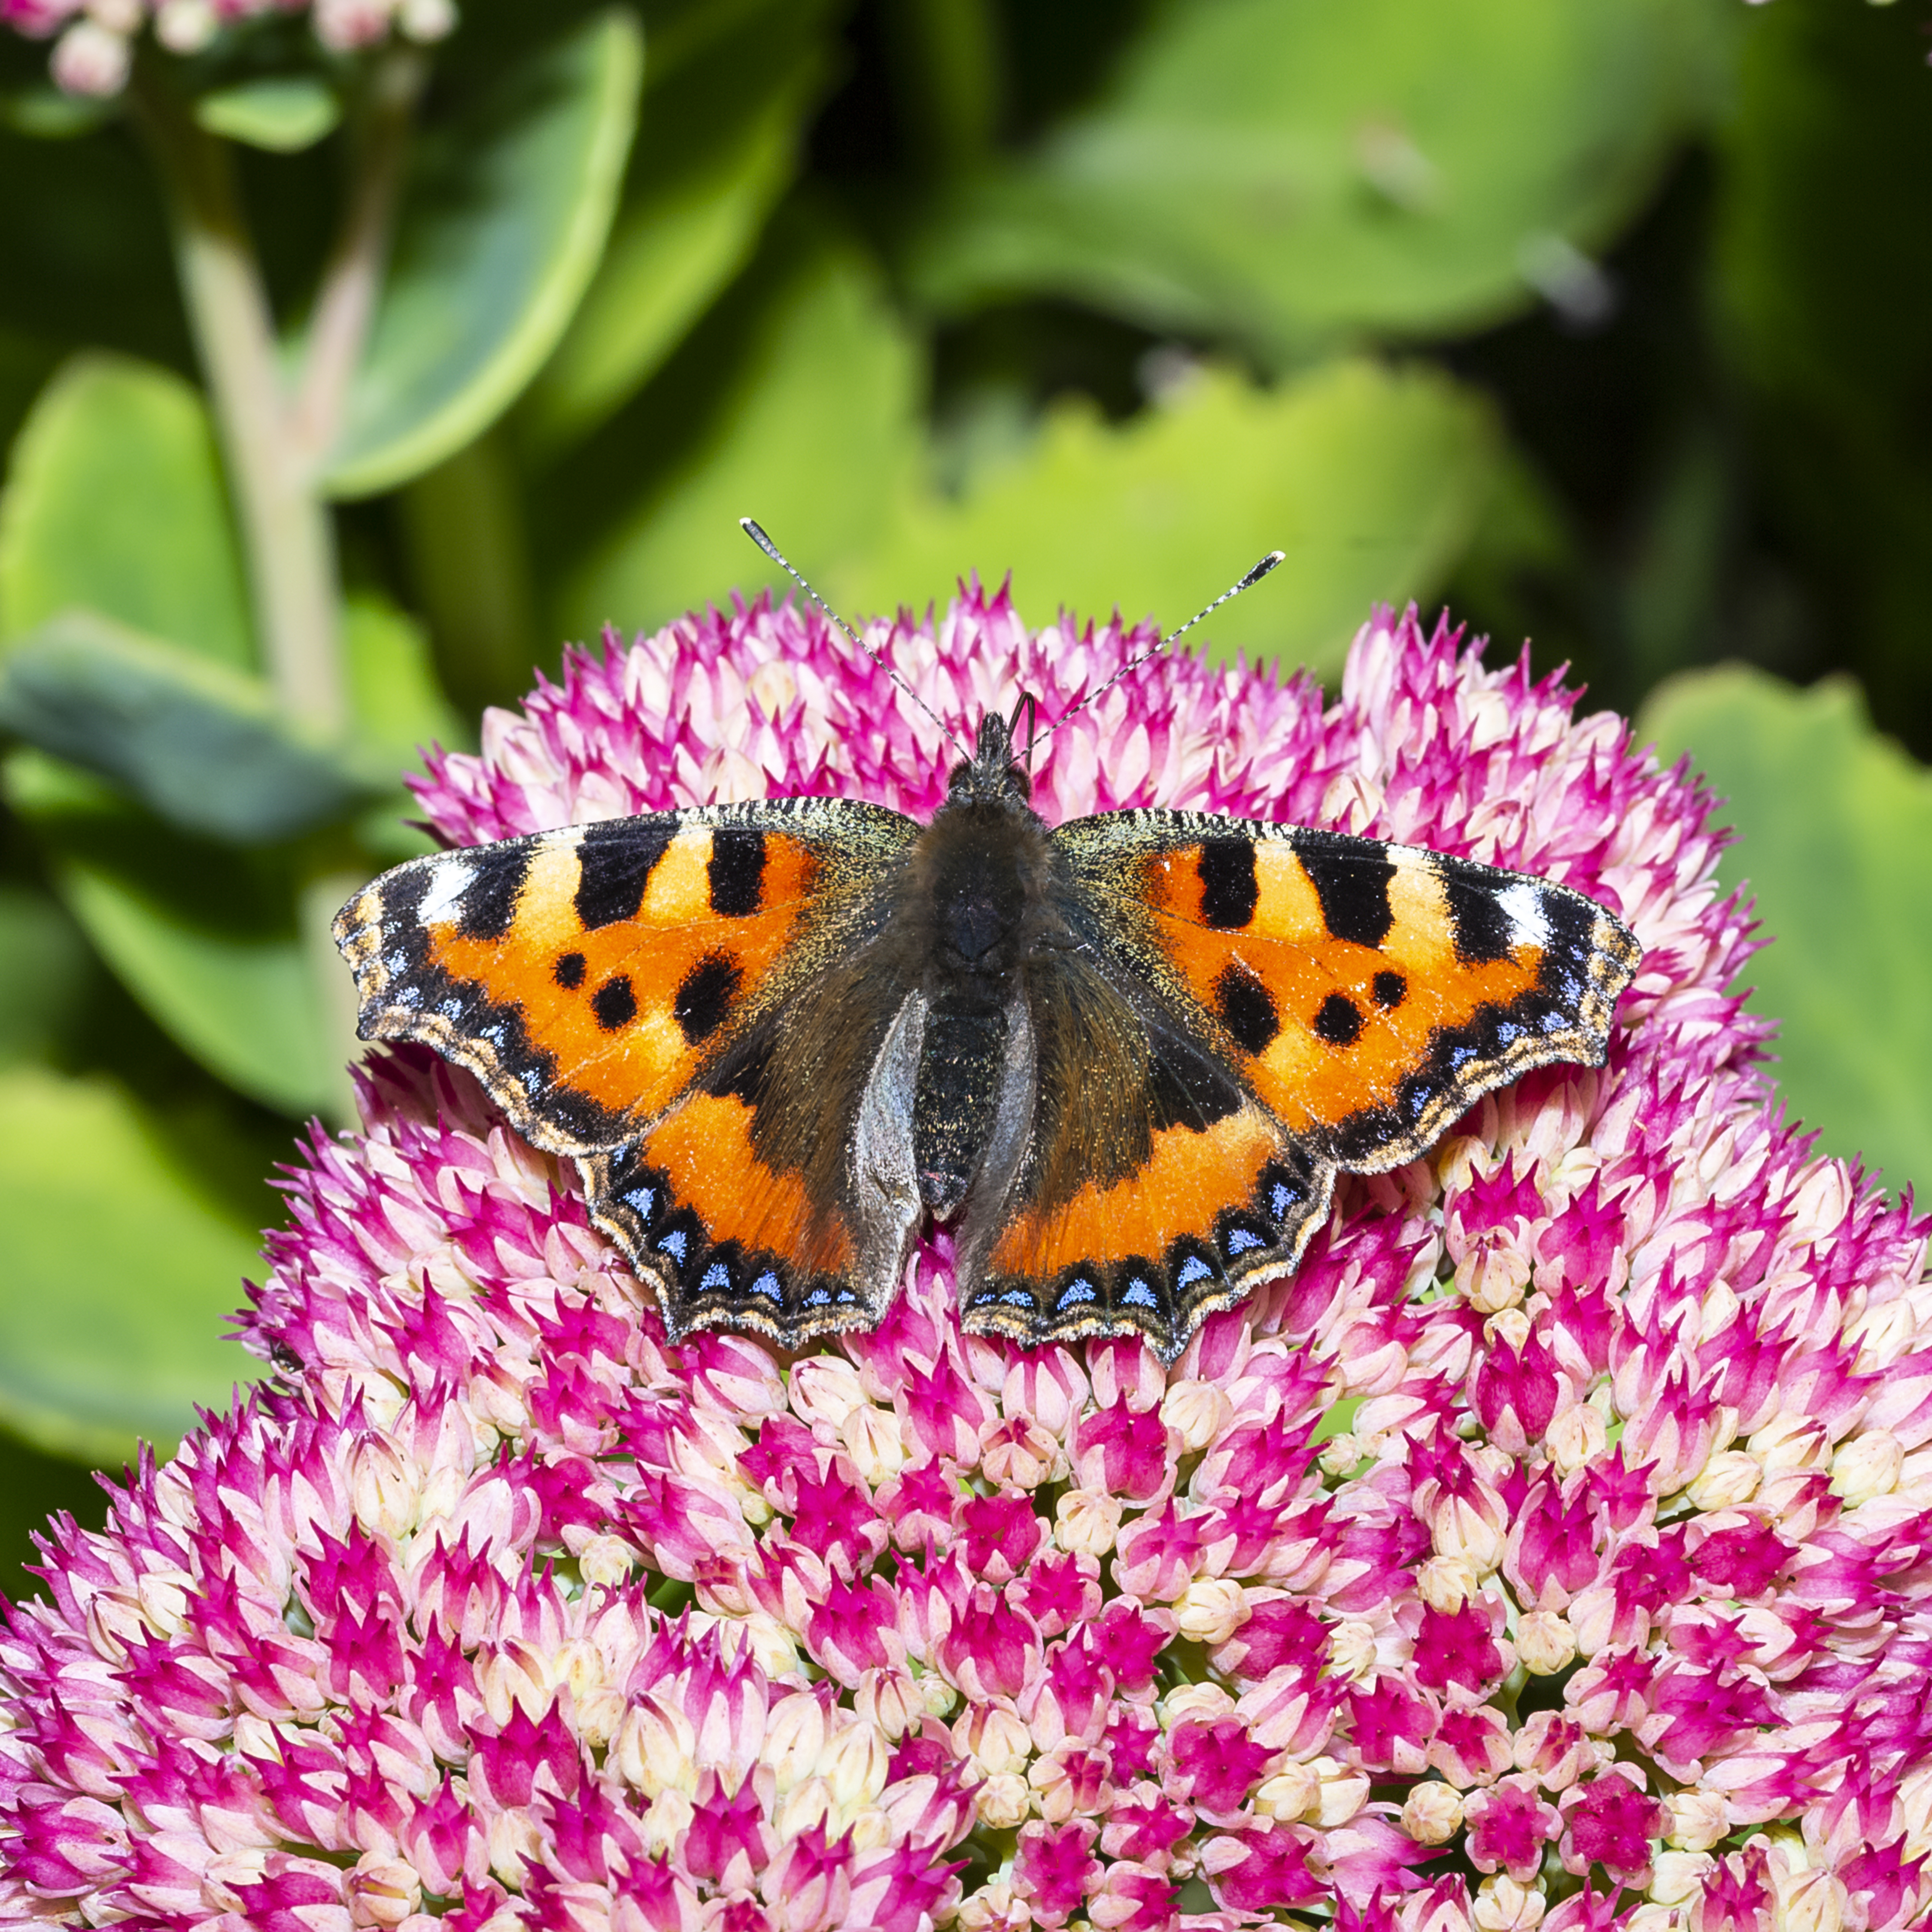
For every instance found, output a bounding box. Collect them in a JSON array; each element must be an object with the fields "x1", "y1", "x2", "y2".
[{"x1": 0, "y1": 0, "x2": 1929, "y2": 1591}]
